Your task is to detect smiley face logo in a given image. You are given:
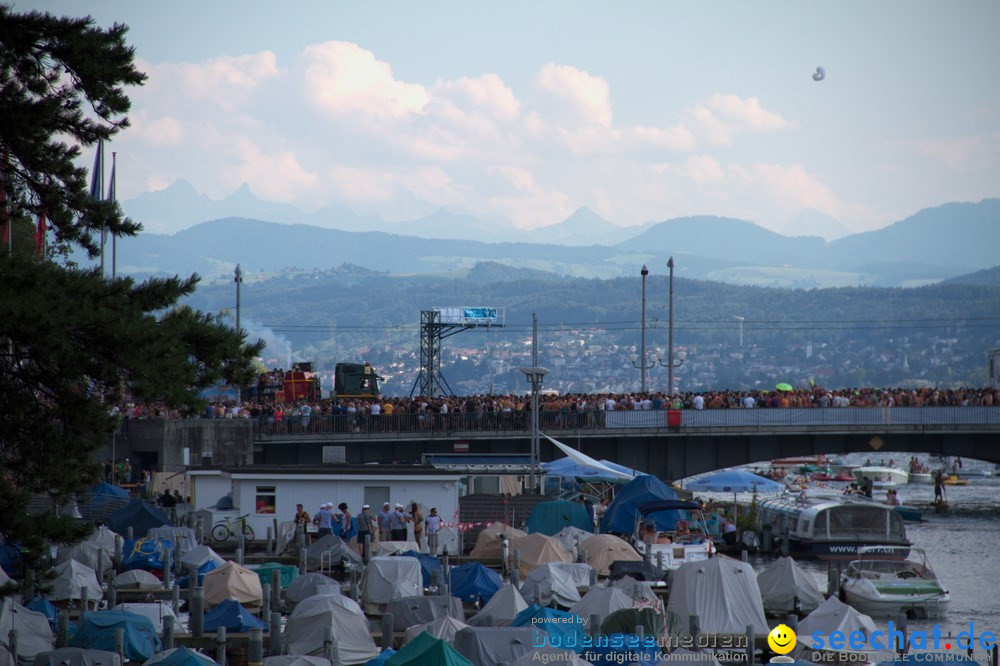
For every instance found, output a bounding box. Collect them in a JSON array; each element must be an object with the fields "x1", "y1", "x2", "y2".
[{"x1": 767, "y1": 624, "x2": 797, "y2": 655}]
